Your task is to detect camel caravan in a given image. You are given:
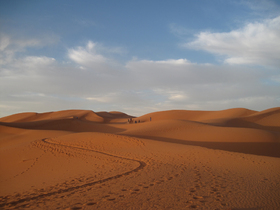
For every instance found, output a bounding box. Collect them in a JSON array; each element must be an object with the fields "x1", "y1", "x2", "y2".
[
  {"x1": 128, "y1": 118, "x2": 140, "y2": 124},
  {"x1": 128, "y1": 117, "x2": 151, "y2": 124}
]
